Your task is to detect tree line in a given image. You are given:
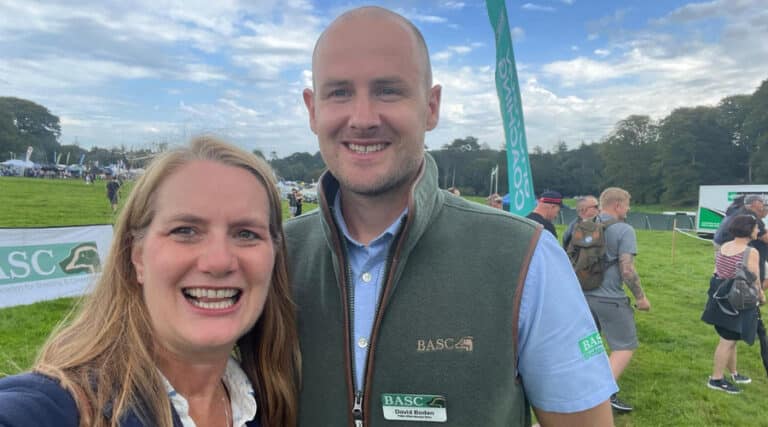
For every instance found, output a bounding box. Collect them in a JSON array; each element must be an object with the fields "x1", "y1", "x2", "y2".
[
  {"x1": 2, "y1": 77, "x2": 766, "y2": 206},
  {"x1": 432, "y1": 77, "x2": 768, "y2": 206}
]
